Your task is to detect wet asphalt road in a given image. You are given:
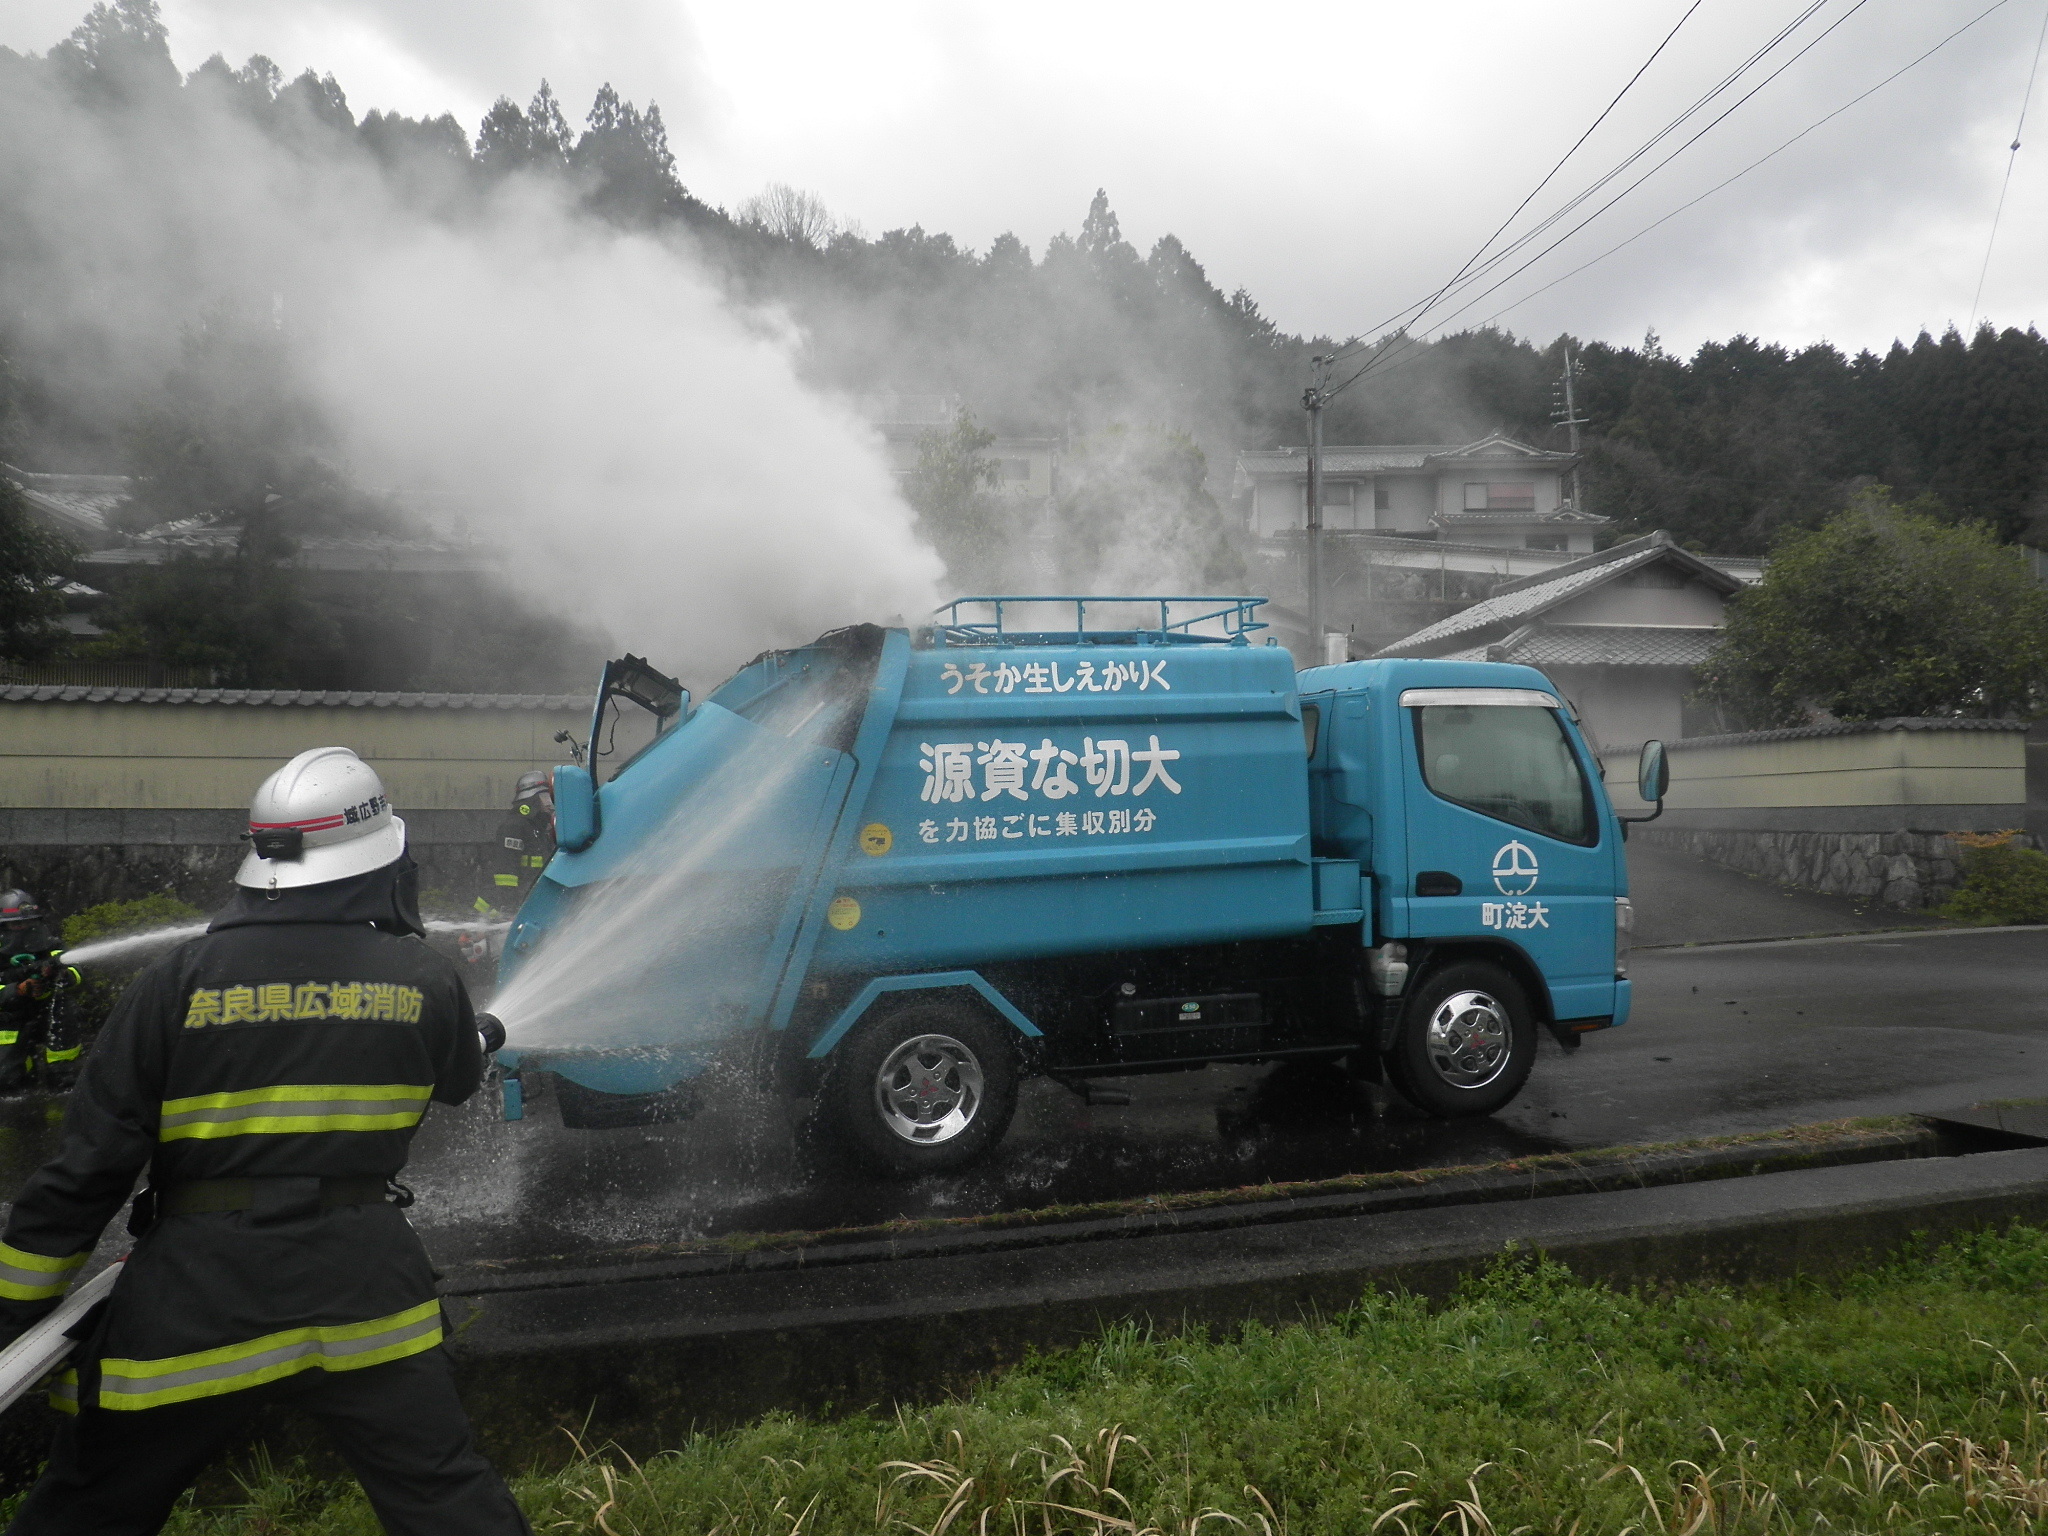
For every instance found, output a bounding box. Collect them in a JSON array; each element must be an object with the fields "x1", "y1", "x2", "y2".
[
  {"x1": 2, "y1": 846, "x2": 2040, "y2": 1263},
  {"x1": 380, "y1": 922, "x2": 2046, "y2": 1263}
]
